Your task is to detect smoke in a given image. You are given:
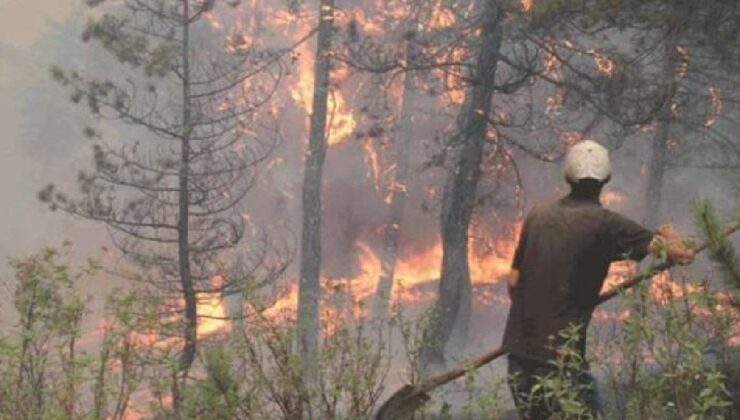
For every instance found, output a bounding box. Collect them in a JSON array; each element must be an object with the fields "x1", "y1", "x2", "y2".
[{"x1": 1, "y1": 0, "x2": 738, "y2": 384}]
